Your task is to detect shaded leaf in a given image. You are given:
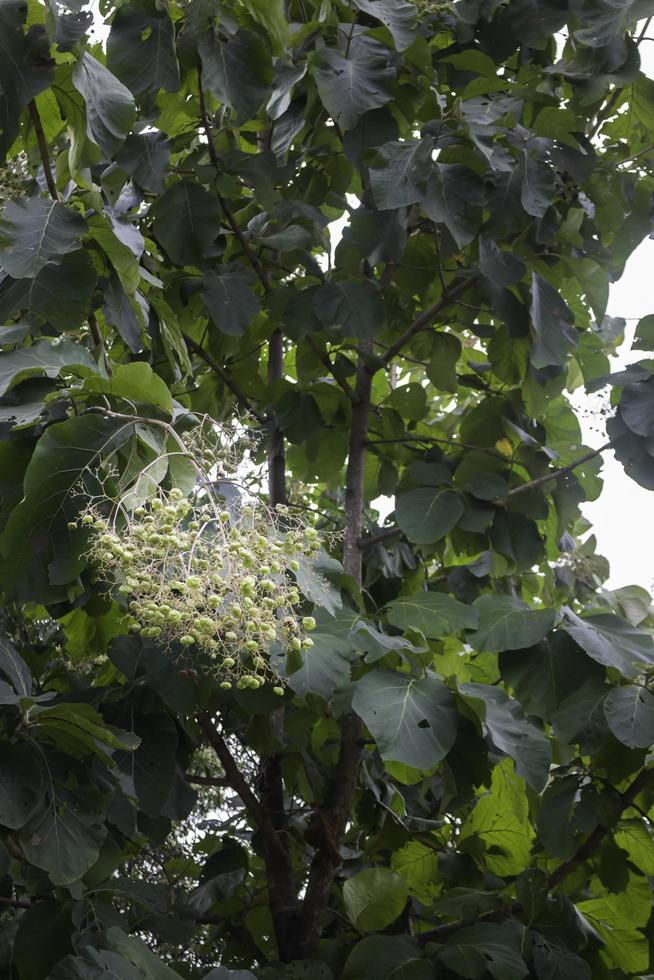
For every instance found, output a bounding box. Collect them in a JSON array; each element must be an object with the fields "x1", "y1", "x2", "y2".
[
  {"x1": 72, "y1": 52, "x2": 135, "y2": 157},
  {"x1": 469, "y1": 596, "x2": 556, "y2": 653},
  {"x1": 562, "y1": 608, "x2": 654, "y2": 679},
  {"x1": 386, "y1": 592, "x2": 478, "y2": 637},
  {"x1": 395, "y1": 488, "x2": 463, "y2": 544},
  {"x1": 199, "y1": 28, "x2": 272, "y2": 122},
  {"x1": 343, "y1": 868, "x2": 408, "y2": 932},
  {"x1": 107, "y1": 0, "x2": 179, "y2": 98},
  {"x1": 0, "y1": 199, "x2": 86, "y2": 279},
  {"x1": 314, "y1": 38, "x2": 396, "y2": 130},
  {"x1": 202, "y1": 266, "x2": 261, "y2": 337},
  {"x1": 150, "y1": 182, "x2": 221, "y2": 267},
  {"x1": 604, "y1": 685, "x2": 654, "y2": 748}
]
